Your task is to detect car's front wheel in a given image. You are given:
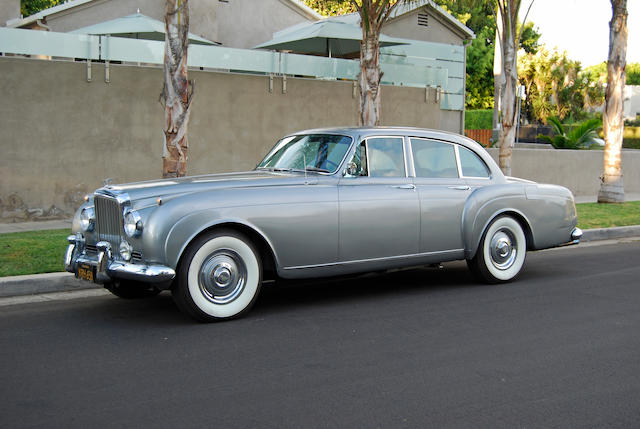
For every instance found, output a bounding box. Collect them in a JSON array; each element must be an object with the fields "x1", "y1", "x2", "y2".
[
  {"x1": 172, "y1": 230, "x2": 262, "y2": 322},
  {"x1": 467, "y1": 215, "x2": 527, "y2": 283}
]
